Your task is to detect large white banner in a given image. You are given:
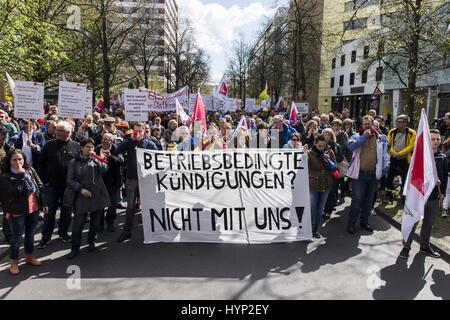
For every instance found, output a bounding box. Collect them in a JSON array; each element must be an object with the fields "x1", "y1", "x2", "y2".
[
  {"x1": 137, "y1": 149, "x2": 312, "y2": 244},
  {"x1": 58, "y1": 81, "x2": 87, "y2": 119},
  {"x1": 14, "y1": 81, "x2": 44, "y2": 119},
  {"x1": 124, "y1": 89, "x2": 149, "y2": 121},
  {"x1": 84, "y1": 89, "x2": 93, "y2": 116},
  {"x1": 148, "y1": 87, "x2": 189, "y2": 112}
]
